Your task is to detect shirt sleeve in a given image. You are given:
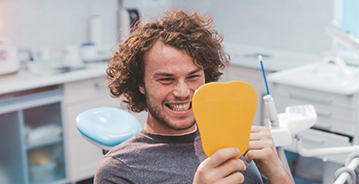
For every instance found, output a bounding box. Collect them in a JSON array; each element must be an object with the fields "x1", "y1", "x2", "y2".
[{"x1": 94, "y1": 155, "x2": 140, "y2": 184}]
